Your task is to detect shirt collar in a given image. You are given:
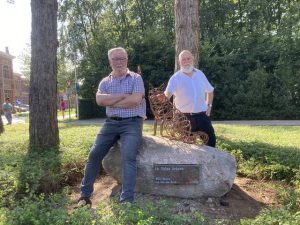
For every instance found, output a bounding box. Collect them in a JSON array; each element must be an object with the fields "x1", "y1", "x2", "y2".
[
  {"x1": 109, "y1": 69, "x2": 131, "y2": 78},
  {"x1": 179, "y1": 67, "x2": 196, "y2": 76}
]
